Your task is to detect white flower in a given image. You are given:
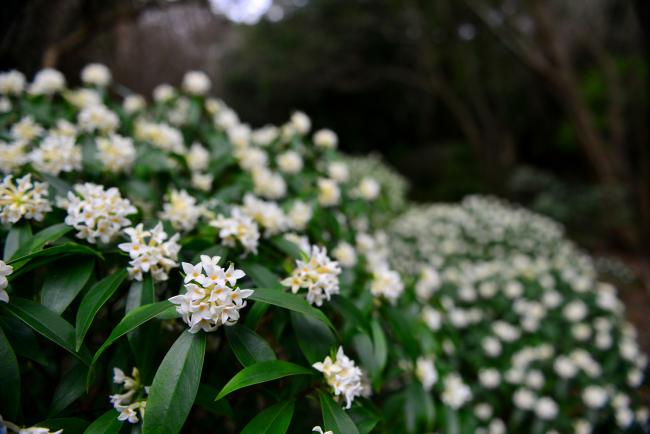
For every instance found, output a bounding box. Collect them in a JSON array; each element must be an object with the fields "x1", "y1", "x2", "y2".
[
  {"x1": 282, "y1": 245, "x2": 341, "y2": 306},
  {"x1": 210, "y1": 207, "x2": 260, "y2": 254},
  {"x1": 29, "y1": 68, "x2": 65, "y2": 95},
  {"x1": 241, "y1": 194, "x2": 288, "y2": 236},
  {"x1": 252, "y1": 167, "x2": 287, "y2": 199},
  {"x1": 283, "y1": 232, "x2": 311, "y2": 254},
  {"x1": 135, "y1": 120, "x2": 185, "y2": 154},
  {"x1": 96, "y1": 134, "x2": 136, "y2": 173},
  {"x1": 327, "y1": 161, "x2": 349, "y2": 182},
  {"x1": 186, "y1": 142, "x2": 210, "y2": 172},
  {"x1": 290, "y1": 111, "x2": 311, "y2": 135},
  {"x1": 287, "y1": 200, "x2": 313, "y2": 231},
  {"x1": 123, "y1": 94, "x2": 146, "y2": 113},
  {"x1": 0, "y1": 174, "x2": 51, "y2": 224},
  {"x1": 118, "y1": 223, "x2": 180, "y2": 281},
  {"x1": 182, "y1": 71, "x2": 211, "y2": 95},
  {"x1": 513, "y1": 388, "x2": 536, "y2": 410},
  {"x1": 415, "y1": 356, "x2": 438, "y2": 391},
  {"x1": 81, "y1": 63, "x2": 112, "y2": 86},
  {"x1": 17, "y1": 427, "x2": 62, "y2": 434},
  {"x1": 228, "y1": 124, "x2": 251, "y2": 148},
  {"x1": 313, "y1": 347, "x2": 365, "y2": 409},
  {"x1": 582, "y1": 385, "x2": 607, "y2": 408},
  {"x1": 0, "y1": 141, "x2": 29, "y2": 173},
  {"x1": 415, "y1": 265, "x2": 441, "y2": 302},
  {"x1": 64, "y1": 88, "x2": 102, "y2": 109},
  {"x1": 168, "y1": 256, "x2": 253, "y2": 333},
  {"x1": 11, "y1": 116, "x2": 43, "y2": 142},
  {"x1": 312, "y1": 426, "x2": 333, "y2": 434},
  {"x1": 277, "y1": 150, "x2": 303, "y2": 174},
  {"x1": 78, "y1": 104, "x2": 119, "y2": 133},
  {"x1": 317, "y1": 178, "x2": 340, "y2": 207},
  {"x1": 313, "y1": 128, "x2": 338, "y2": 149},
  {"x1": 441, "y1": 374, "x2": 472, "y2": 409},
  {"x1": 421, "y1": 306, "x2": 442, "y2": 331},
  {"x1": 0, "y1": 70, "x2": 26, "y2": 95},
  {"x1": 535, "y1": 397, "x2": 558, "y2": 420},
  {"x1": 332, "y1": 242, "x2": 357, "y2": 268},
  {"x1": 0, "y1": 97, "x2": 11, "y2": 113},
  {"x1": 251, "y1": 125, "x2": 278, "y2": 146},
  {"x1": 62, "y1": 182, "x2": 136, "y2": 244},
  {"x1": 191, "y1": 172, "x2": 213, "y2": 192},
  {"x1": 354, "y1": 177, "x2": 380, "y2": 201},
  {"x1": 235, "y1": 146, "x2": 267, "y2": 171},
  {"x1": 110, "y1": 366, "x2": 148, "y2": 424},
  {"x1": 0, "y1": 260, "x2": 13, "y2": 303},
  {"x1": 159, "y1": 189, "x2": 204, "y2": 232},
  {"x1": 479, "y1": 368, "x2": 501, "y2": 389},
  {"x1": 153, "y1": 84, "x2": 176, "y2": 103},
  {"x1": 30, "y1": 133, "x2": 82, "y2": 175},
  {"x1": 370, "y1": 265, "x2": 404, "y2": 304},
  {"x1": 563, "y1": 299, "x2": 587, "y2": 322}
]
